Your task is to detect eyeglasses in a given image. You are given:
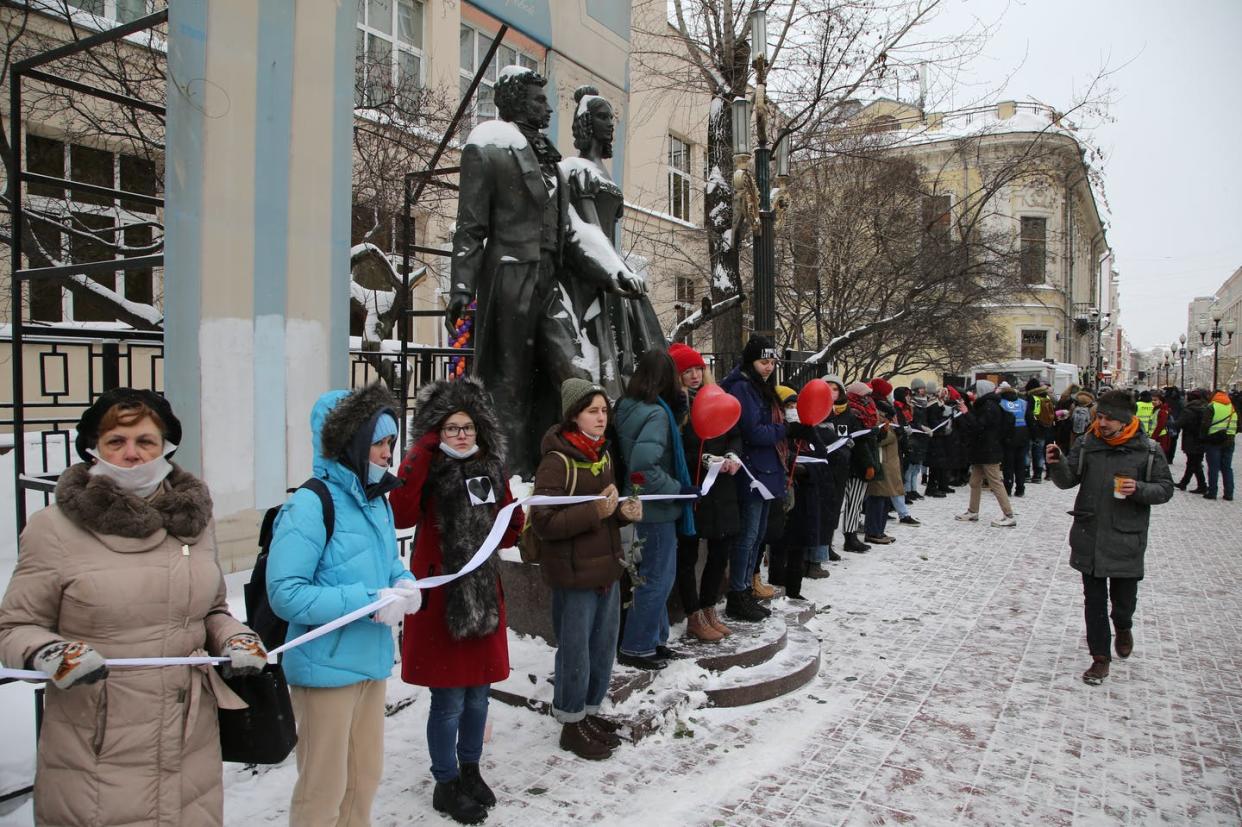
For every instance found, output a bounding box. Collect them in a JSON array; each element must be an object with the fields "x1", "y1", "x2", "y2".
[{"x1": 440, "y1": 423, "x2": 476, "y2": 438}]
